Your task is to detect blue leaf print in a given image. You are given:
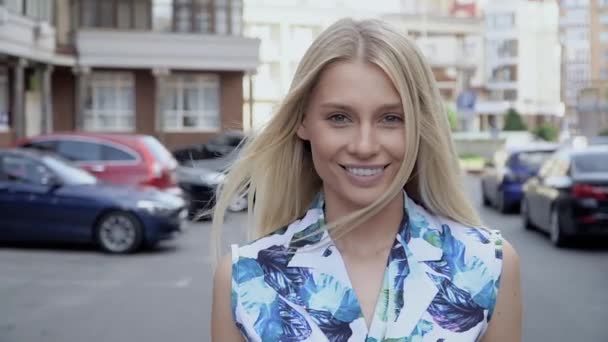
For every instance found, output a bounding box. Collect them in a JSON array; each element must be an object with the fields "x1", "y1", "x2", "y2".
[
  {"x1": 254, "y1": 298, "x2": 312, "y2": 341},
  {"x1": 308, "y1": 309, "x2": 353, "y2": 342},
  {"x1": 466, "y1": 228, "x2": 490, "y2": 244},
  {"x1": 290, "y1": 220, "x2": 325, "y2": 249},
  {"x1": 233, "y1": 257, "x2": 264, "y2": 284},
  {"x1": 425, "y1": 258, "x2": 453, "y2": 278},
  {"x1": 428, "y1": 275, "x2": 485, "y2": 332},
  {"x1": 258, "y1": 245, "x2": 312, "y2": 306}
]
